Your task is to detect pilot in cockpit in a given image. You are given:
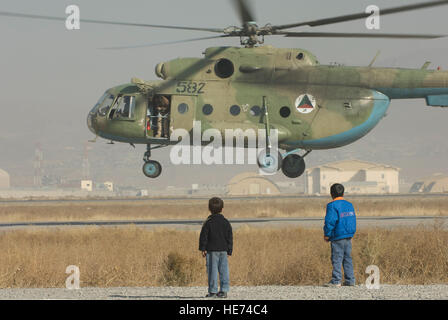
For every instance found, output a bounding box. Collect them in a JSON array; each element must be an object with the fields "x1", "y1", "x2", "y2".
[{"x1": 122, "y1": 96, "x2": 131, "y2": 117}]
